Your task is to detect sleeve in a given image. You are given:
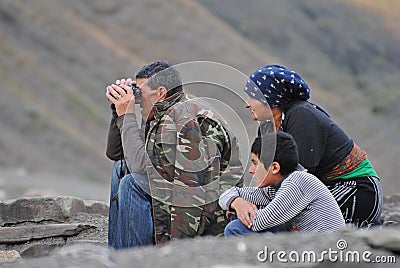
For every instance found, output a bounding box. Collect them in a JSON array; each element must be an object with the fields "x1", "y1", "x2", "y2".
[
  {"x1": 106, "y1": 104, "x2": 123, "y2": 161},
  {"x1": 219, "y1": 186, "x2": 275, "y2": 211},
  {"x1": 116, "y1": 113, "x2": 147, "y2": 174},
  {"x1": 219, "y1": 187, "x2": 240, "y2": 210},
  {"x1": 251, "y1": 181, "x2": 309, "y2": 232},
  {"x1": 284, "y1": 106, "x2": 327, "y2": 173}
]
